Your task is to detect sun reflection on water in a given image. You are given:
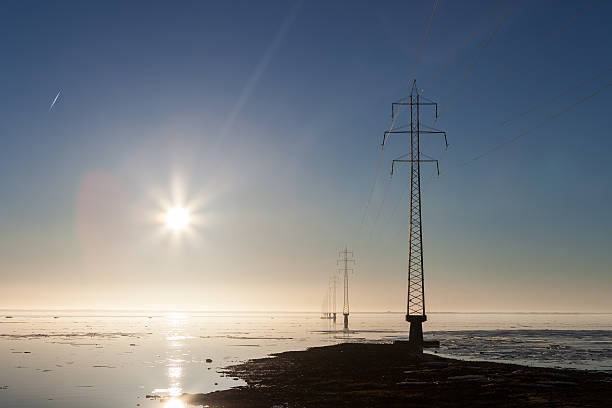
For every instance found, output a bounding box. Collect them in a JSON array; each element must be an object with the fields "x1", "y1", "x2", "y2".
[
  {"x1": 167, "y1": 316, "x2": 185, "y2": 397},
  {"x1": 151, "y1": 314, "x2": 189, "y2": 405},
  {"x1": 164, "y1": 397, "x2": 185, "y2": 408}
]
